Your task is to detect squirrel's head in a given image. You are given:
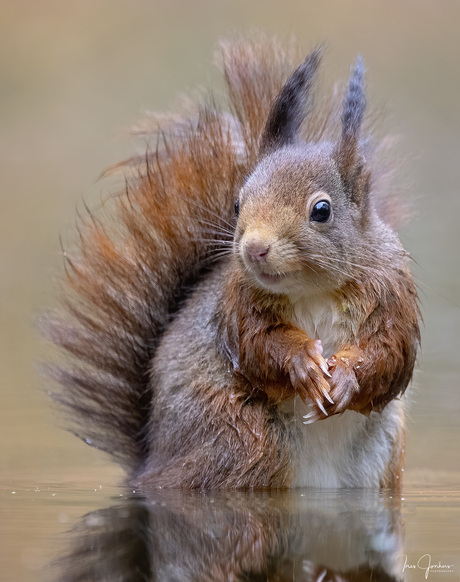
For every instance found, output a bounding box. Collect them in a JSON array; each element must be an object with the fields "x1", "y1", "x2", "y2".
[{"x1": 234, "y1": 49, "x2": 376, "y2": 297}]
